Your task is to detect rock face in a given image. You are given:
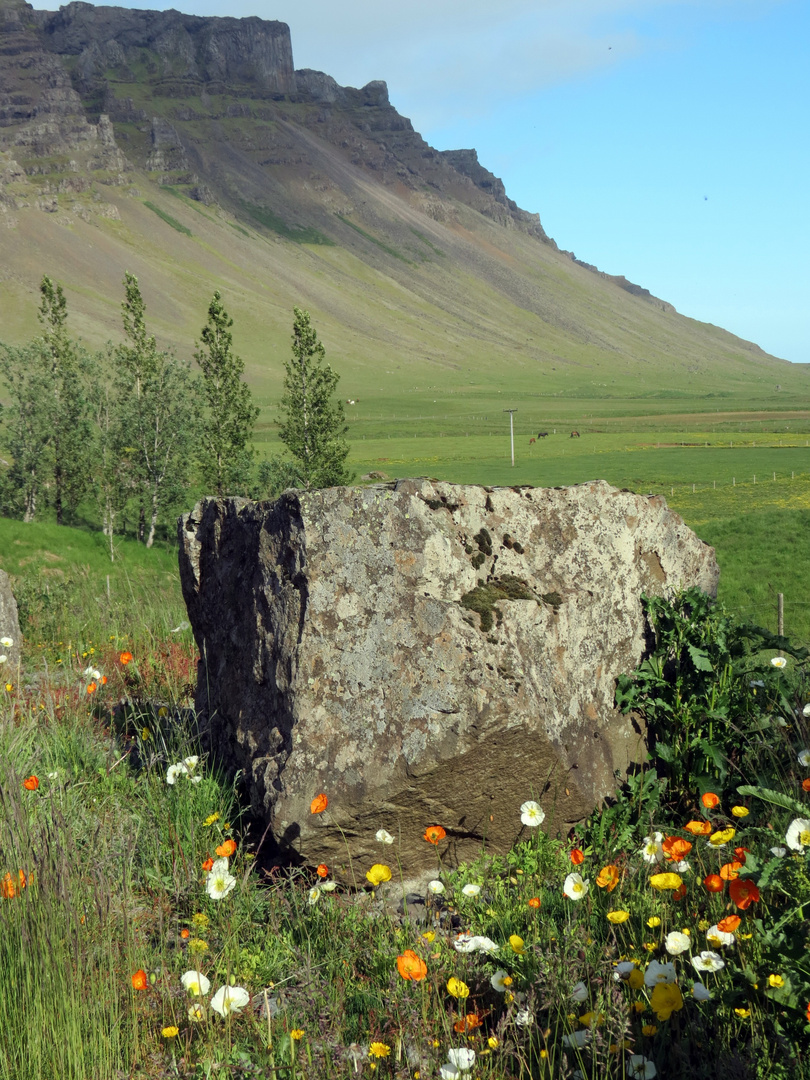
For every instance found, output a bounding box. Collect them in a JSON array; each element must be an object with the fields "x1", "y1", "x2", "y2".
[
  {"x1": 179, "y1": 479, "x2": 718, "y2": 879},
  {"x1": 0, "y1": 569, "x2": 22, "y2": 674}
]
